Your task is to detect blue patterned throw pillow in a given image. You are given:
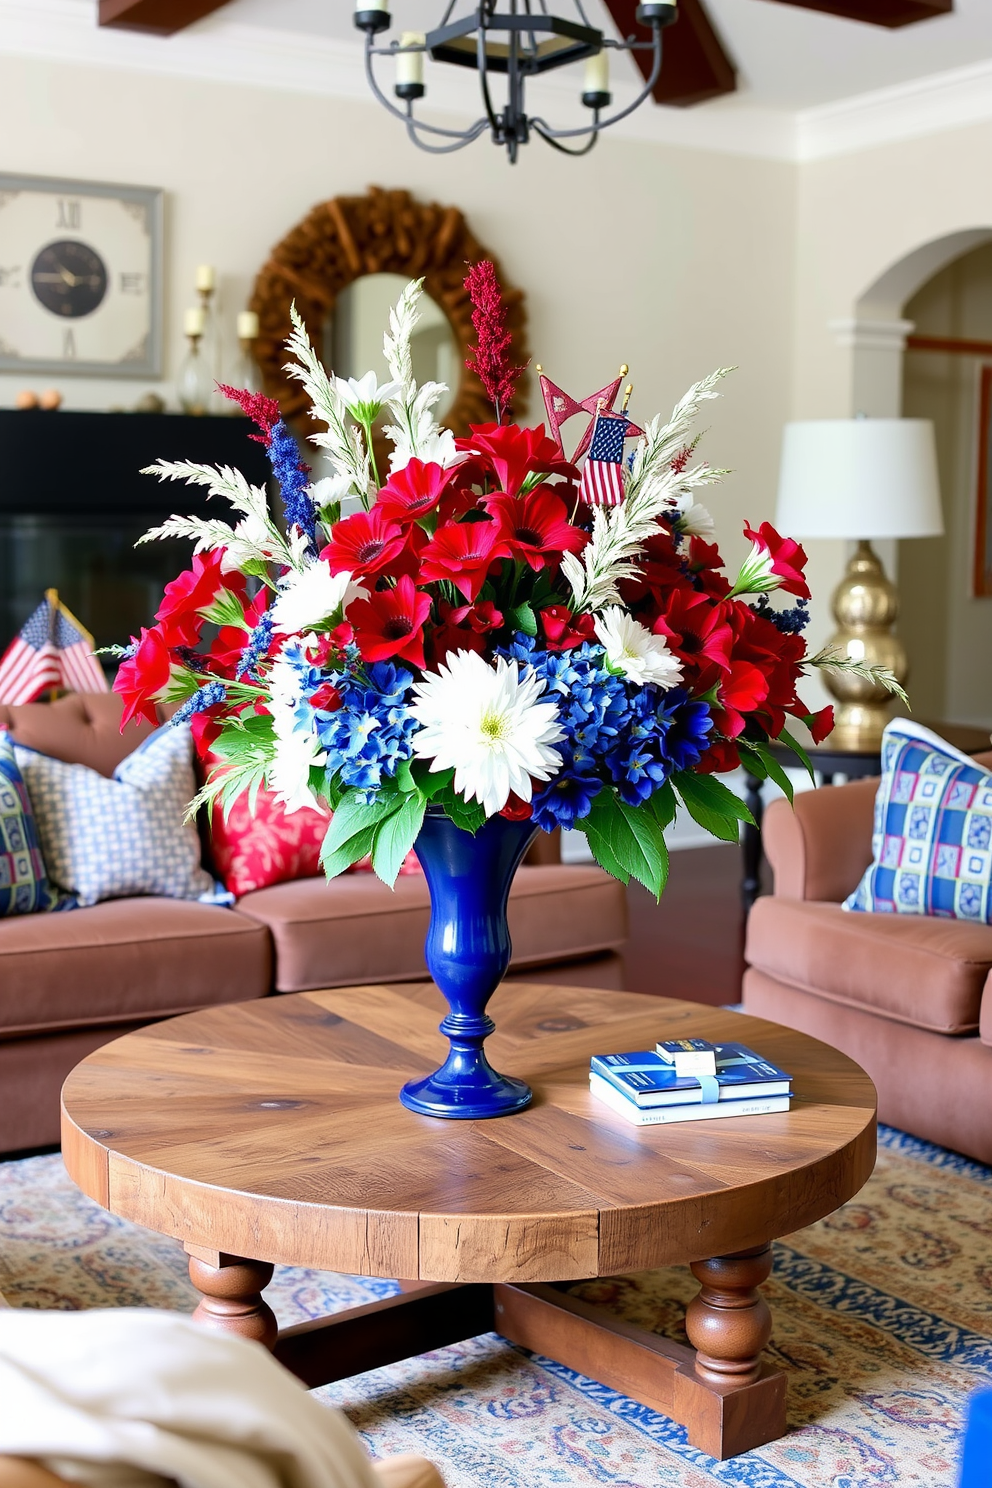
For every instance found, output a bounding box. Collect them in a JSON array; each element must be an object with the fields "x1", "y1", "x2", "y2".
[
  {"x1": 13, "y1": 724, "x2": 222, "y2": 908},
  {"x1": 0, "y1": 730, "x2": 58, "y2": 916},
  {"x1": 844, "y1": 719, "x2": 992, "y2": 921}
]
